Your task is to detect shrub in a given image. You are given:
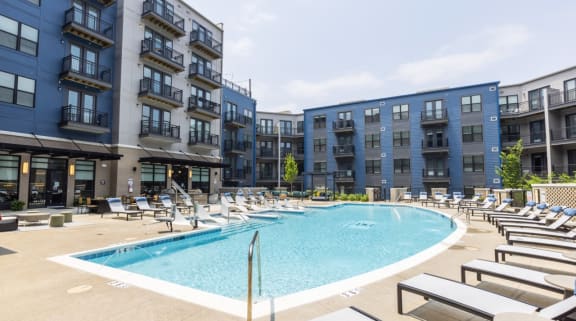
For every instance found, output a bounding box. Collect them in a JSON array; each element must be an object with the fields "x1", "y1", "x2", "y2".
[
  {"x1": 361, "y1": 194, "x2": 368, "y2": 202},
  {"x1": 10, "y1": 200, "x2": 24, "y2": 211},
  {"x1": 340, "y1": 194, "x2": 348, "y2": 201}
]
